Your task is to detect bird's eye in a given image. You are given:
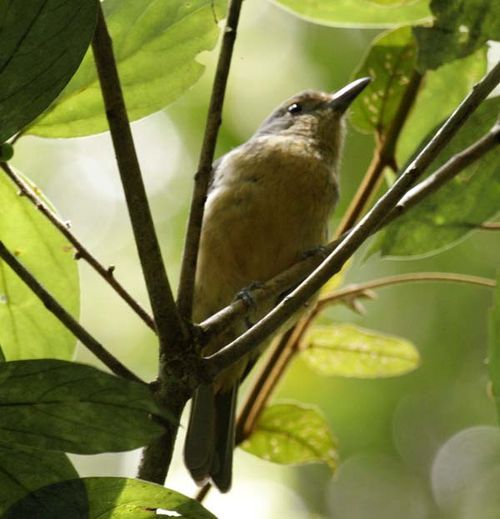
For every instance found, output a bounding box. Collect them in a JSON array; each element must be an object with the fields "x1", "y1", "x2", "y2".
[{"x1": 287, "y1": 102, "x2": 302, "y2": 115}]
